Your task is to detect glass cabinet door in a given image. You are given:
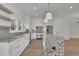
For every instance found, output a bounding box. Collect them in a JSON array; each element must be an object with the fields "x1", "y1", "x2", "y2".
[
  {"x1": 18, "y1": 21, "x2": 21, "y2": 30},
  {"x1": 10, "y1": 20, "x2": 24, "y2": 33},
  {"x1": 10, "y1": 20, "x2": 16, "y2": 30}
]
